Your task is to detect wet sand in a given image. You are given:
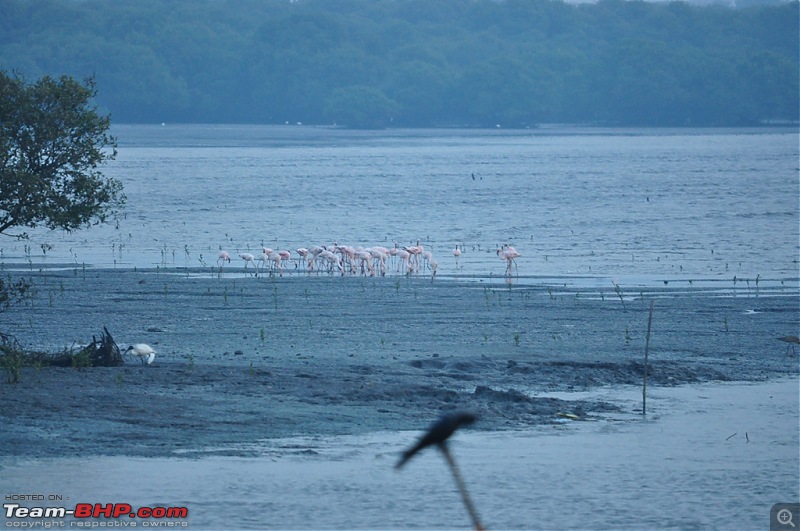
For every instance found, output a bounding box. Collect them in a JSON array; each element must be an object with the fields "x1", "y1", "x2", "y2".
[{"x1": 0, "y1": 268, "x2": 797, "y2": 459}]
